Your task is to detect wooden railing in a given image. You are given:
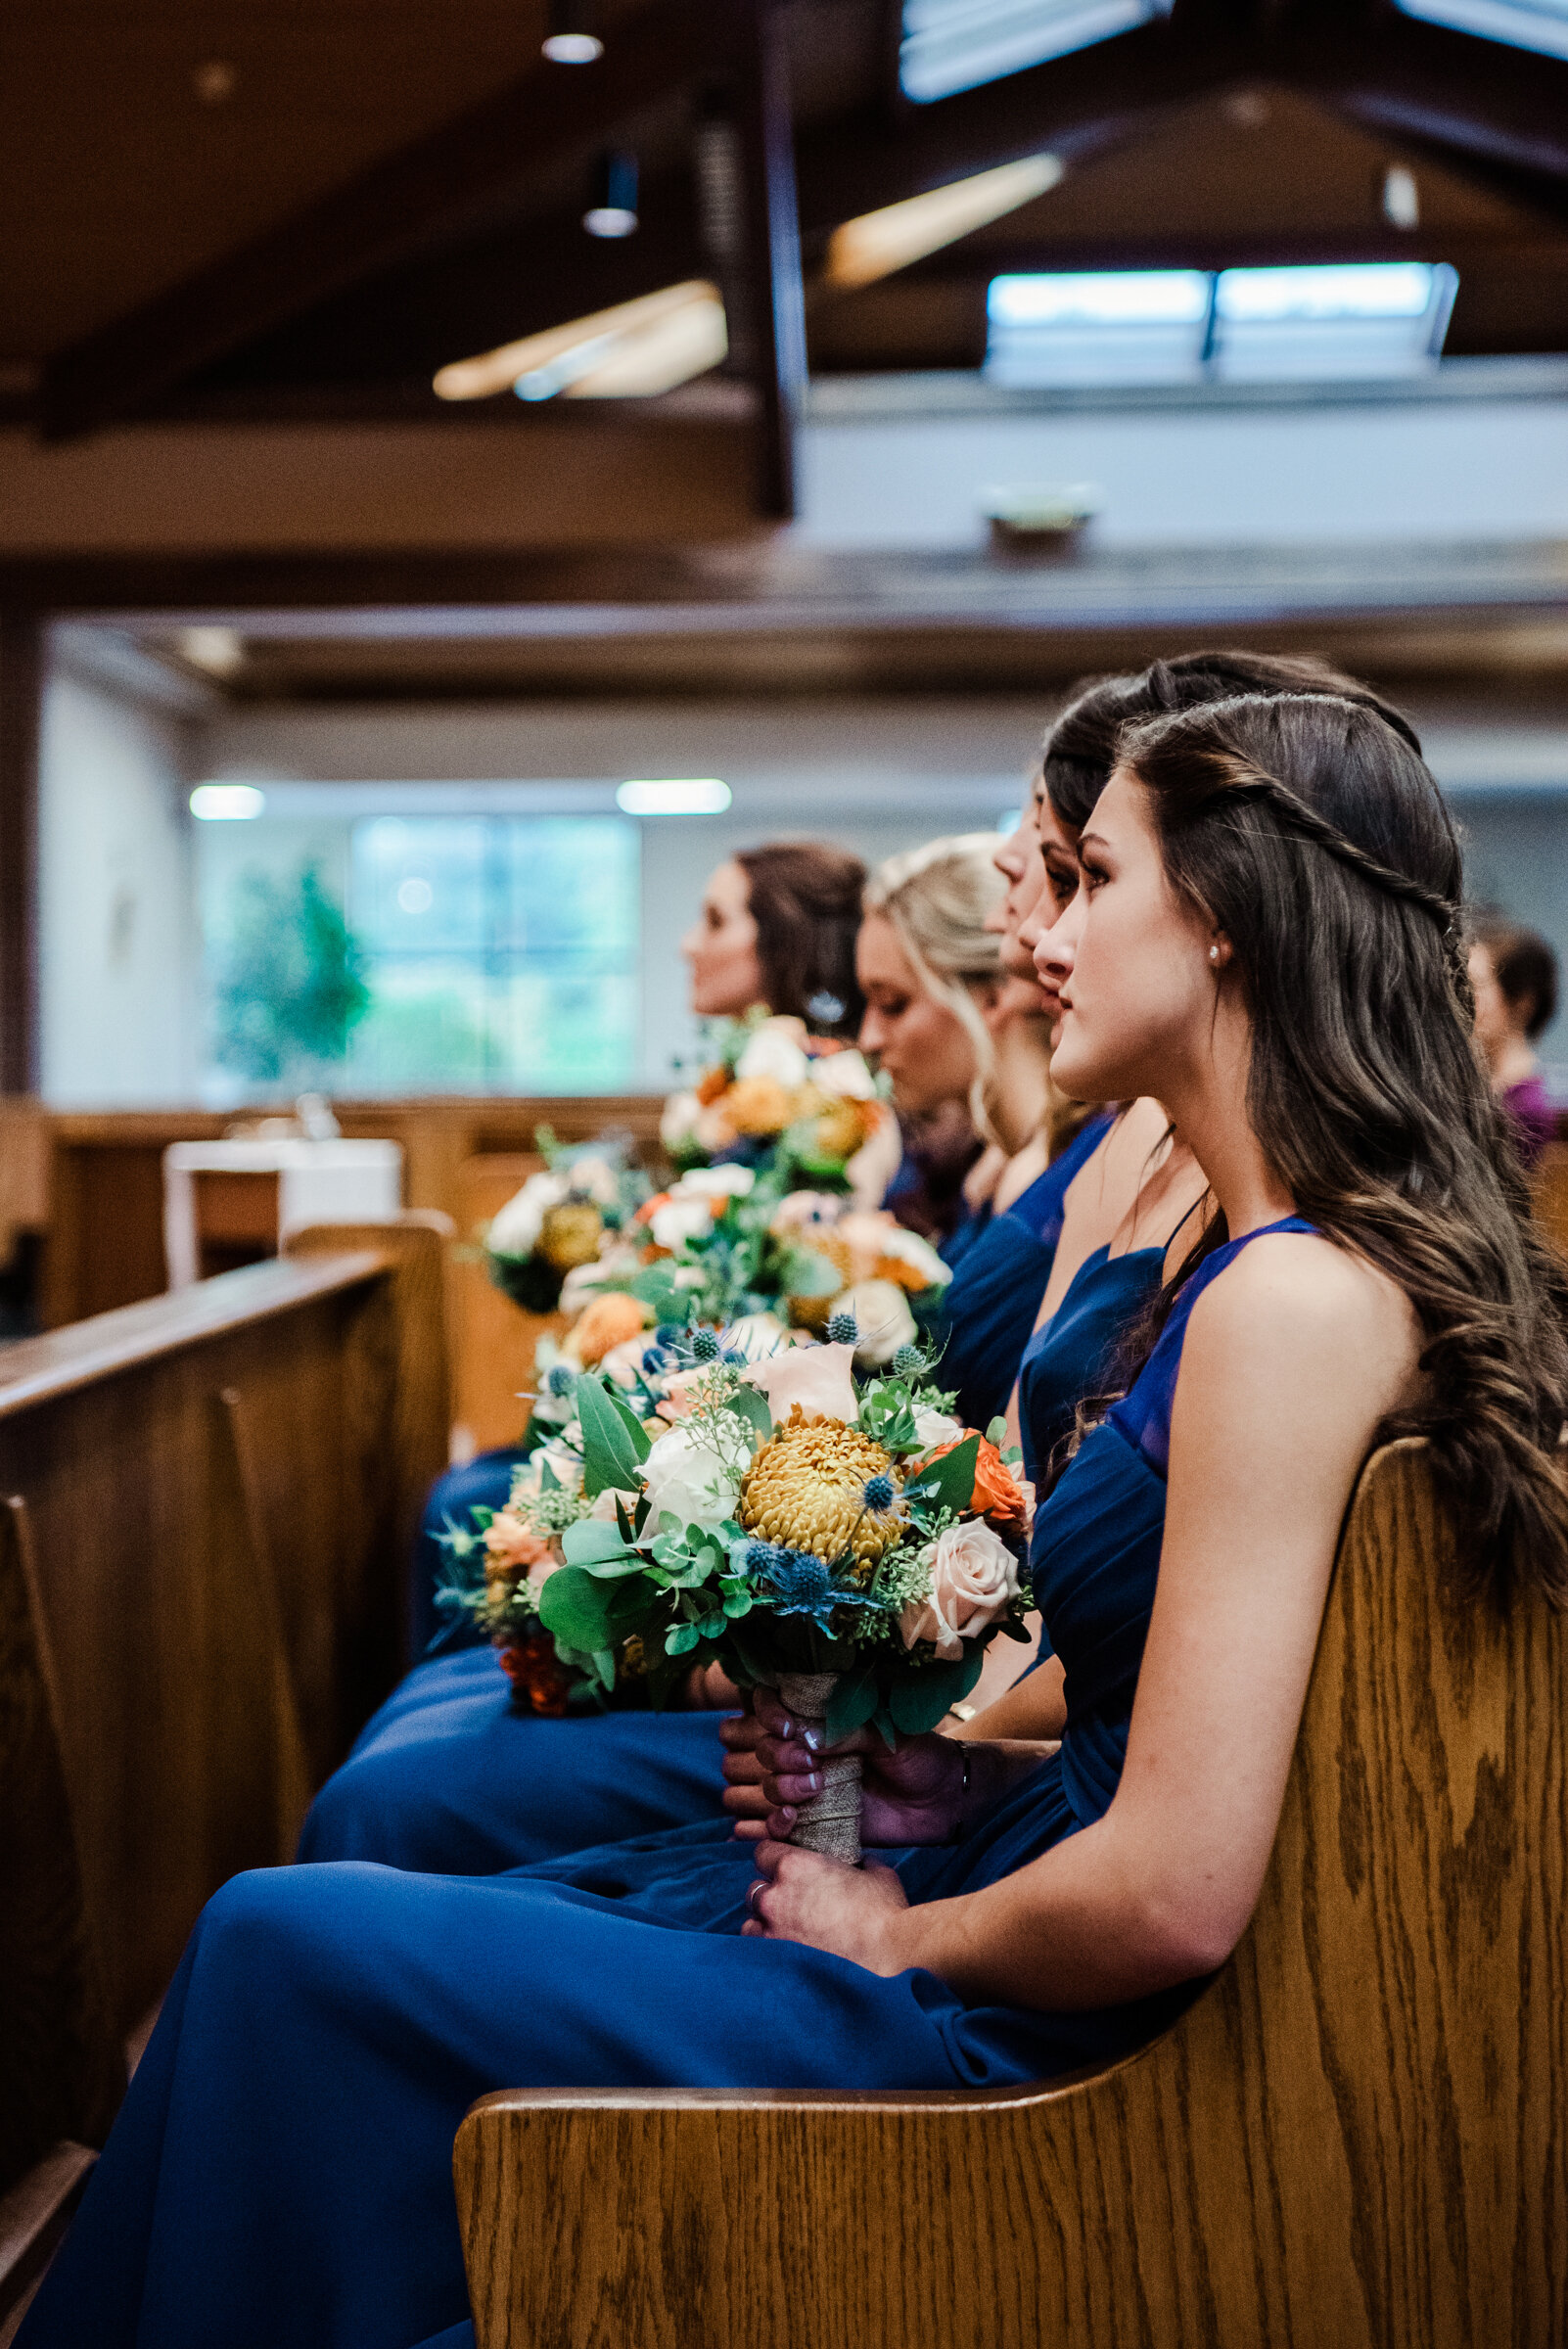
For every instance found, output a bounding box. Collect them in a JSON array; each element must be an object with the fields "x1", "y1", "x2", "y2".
[{"x1": 0, "y1": 1222, "x2": 448, "y2": 2323}]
